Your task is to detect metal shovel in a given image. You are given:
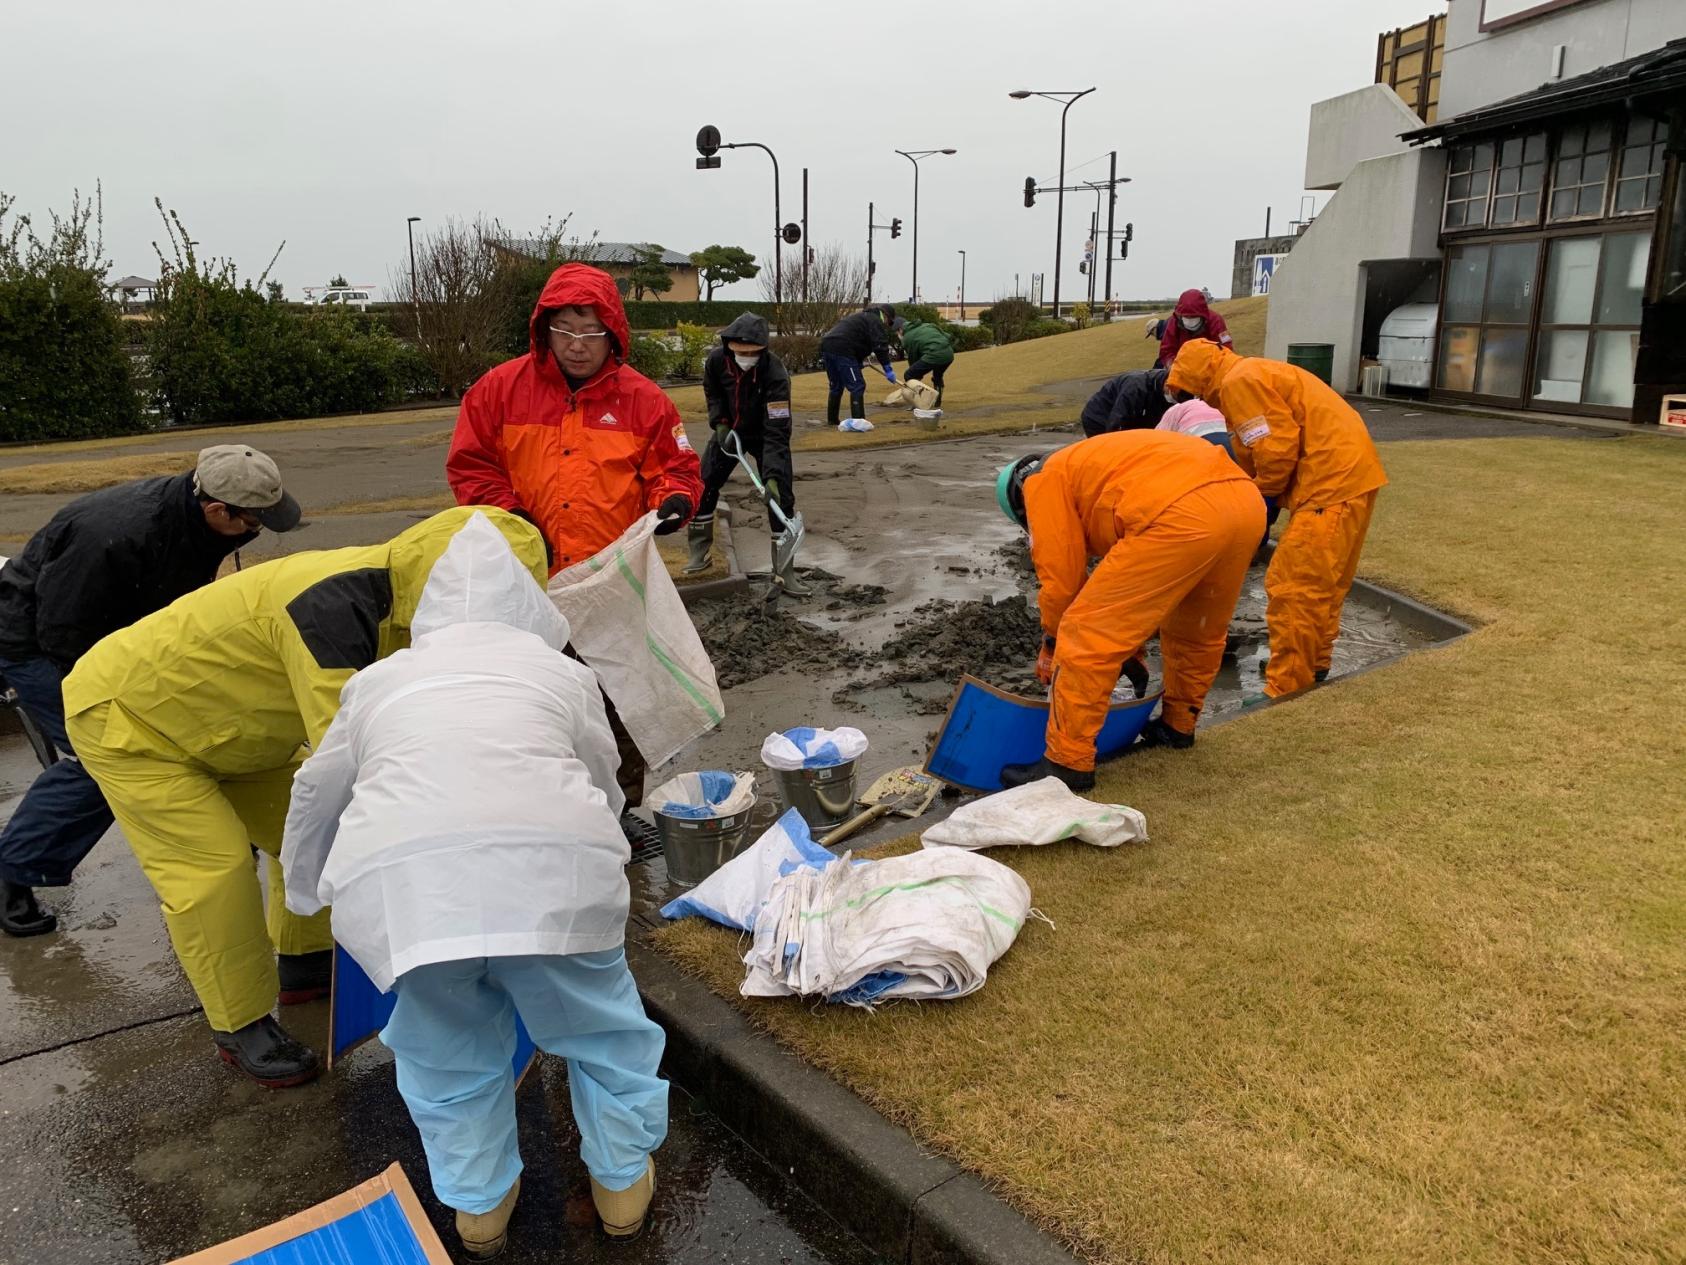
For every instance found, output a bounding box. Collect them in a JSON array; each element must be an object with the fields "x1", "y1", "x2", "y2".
[
  {"x1": 720, "y1": 429, "x2": 806, "y2": 598},
  {"x1": 819, "y1": 766, "x2": 944, "y2": 848}
]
